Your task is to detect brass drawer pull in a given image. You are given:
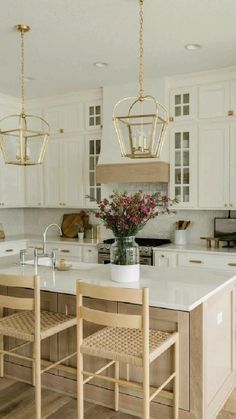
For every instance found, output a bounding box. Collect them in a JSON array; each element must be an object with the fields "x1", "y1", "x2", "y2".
[
  {"x1": 61, "y1": 249, "x2": 70, "y2": 253},
  {"x1": 189, "y1": 260, "x2": 203, "y2": 264},
  {"x1": 228, "y1": 263, "x2": 236, "y2": 267},
  {"x1": 5, "y1": 249, "x2": 13, "y2": 252}
]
